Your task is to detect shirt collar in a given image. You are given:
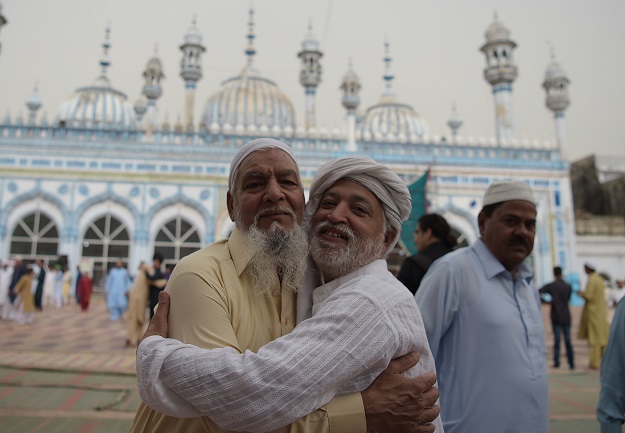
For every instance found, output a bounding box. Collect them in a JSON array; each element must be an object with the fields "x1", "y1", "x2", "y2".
[
  {"x1": 228, "y1": 228, "x2": 253, "y2": 277},
  {"x1": 312, "y1": 259, "x2": 388, "y2": 307},
  {"x1": 473, "y1": 238, "x2": 534, "y2": 283}
]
